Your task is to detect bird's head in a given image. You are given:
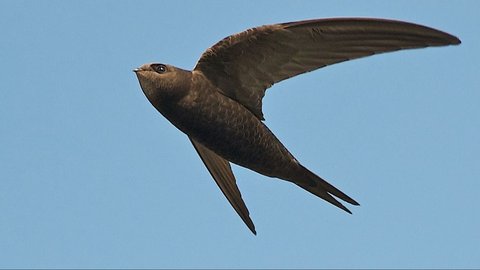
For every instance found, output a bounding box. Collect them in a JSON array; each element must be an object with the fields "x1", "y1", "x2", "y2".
[{"x1": 134, "y1": 63, "x2": 192, "y2": 105}]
